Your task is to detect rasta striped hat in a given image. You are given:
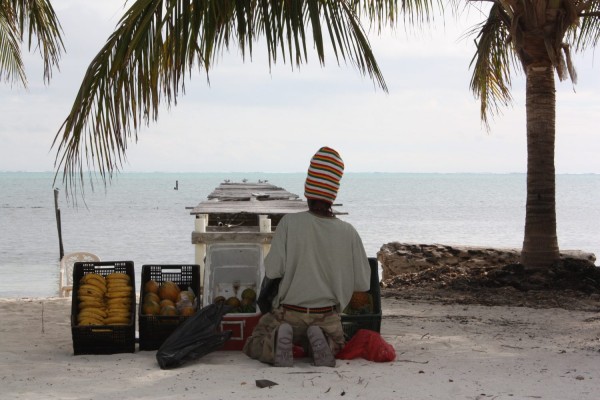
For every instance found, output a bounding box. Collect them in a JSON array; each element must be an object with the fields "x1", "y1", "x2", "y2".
[{"x1": 304, "y1": 146, "x2": 344, "y2": 203}]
